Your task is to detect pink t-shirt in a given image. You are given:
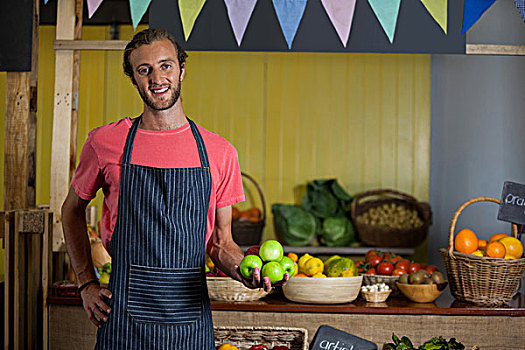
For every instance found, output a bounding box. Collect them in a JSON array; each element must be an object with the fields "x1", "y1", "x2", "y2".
[{"x1": 71, "y1": 117, "x2": 245, "y2": 251}]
